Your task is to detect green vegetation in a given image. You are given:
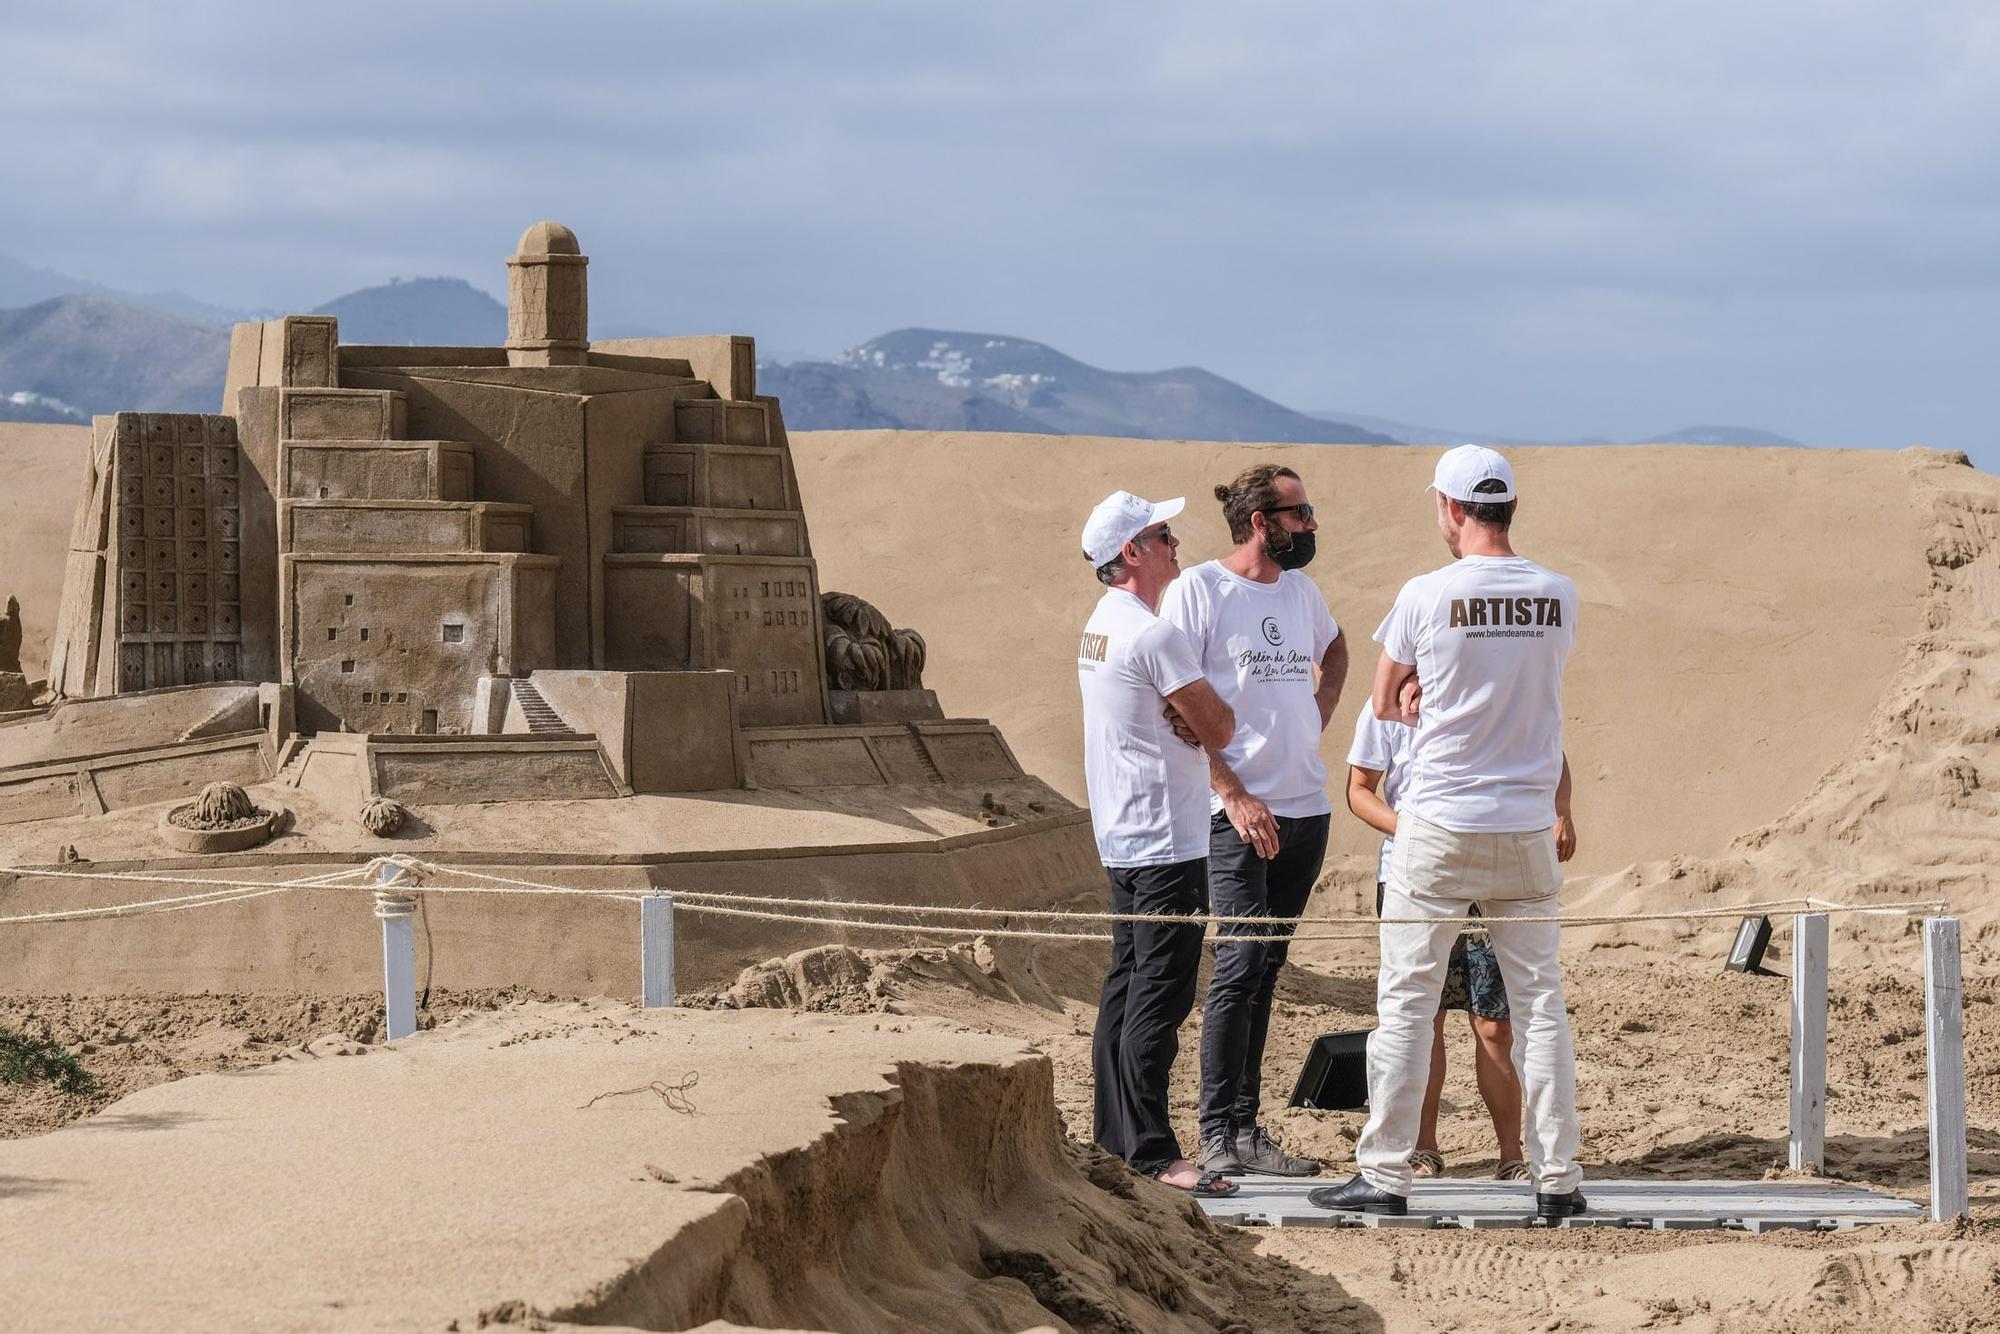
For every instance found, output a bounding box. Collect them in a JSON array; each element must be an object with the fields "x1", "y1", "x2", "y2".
[{"x1": 0, "y1": 1026, "x2": 96, "y2": 1094}]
